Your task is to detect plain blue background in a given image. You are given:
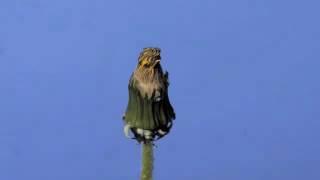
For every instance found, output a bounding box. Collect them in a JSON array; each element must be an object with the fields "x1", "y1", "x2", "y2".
[{"x1": 1, "y1": 0, "x2": 320, "y2": 179}]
